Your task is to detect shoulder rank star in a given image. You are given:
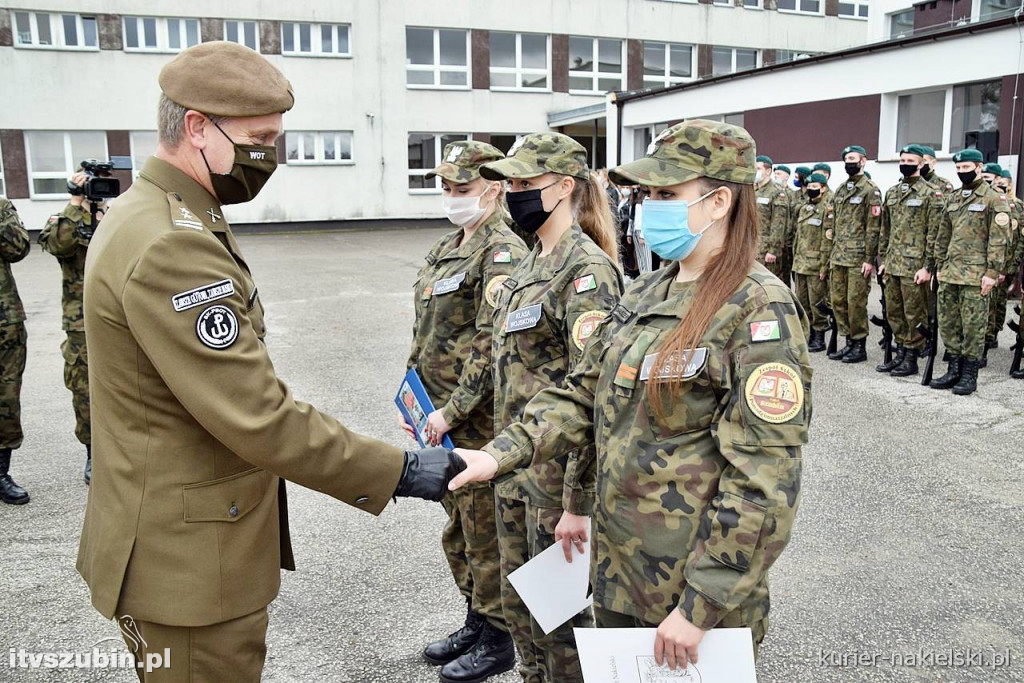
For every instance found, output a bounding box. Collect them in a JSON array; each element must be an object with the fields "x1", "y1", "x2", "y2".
[{"x1": 179, "y1": 207, "x2": 195, "y2": 220}]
